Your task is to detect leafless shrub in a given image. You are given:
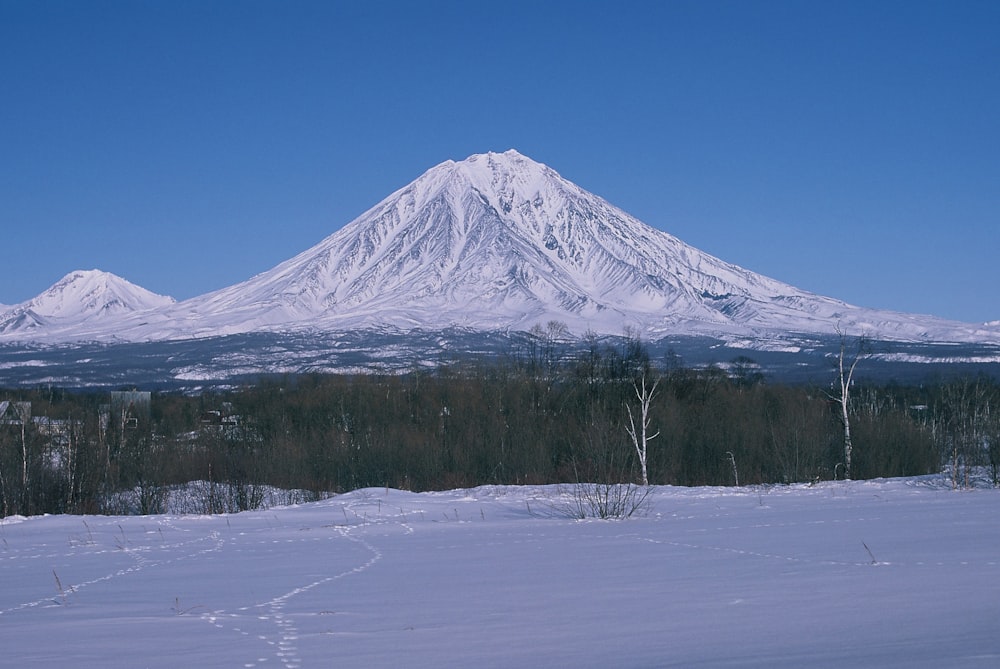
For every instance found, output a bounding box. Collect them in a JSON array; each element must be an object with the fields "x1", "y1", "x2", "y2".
[{"x1": 552, "y1": 482, "x2": 654, "y2": 520}]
